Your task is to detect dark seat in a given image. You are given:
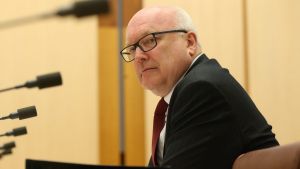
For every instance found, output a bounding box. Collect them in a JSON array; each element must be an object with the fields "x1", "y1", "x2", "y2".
[{"x1": 232, "y1": 142, "x2": 300, "y2": 169}]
